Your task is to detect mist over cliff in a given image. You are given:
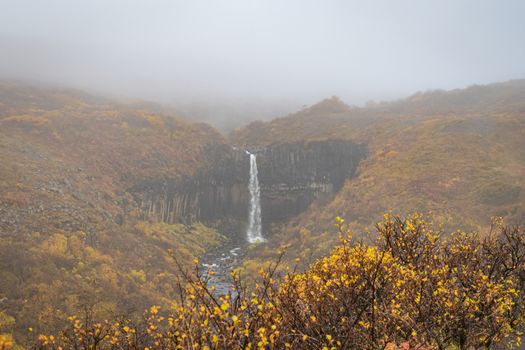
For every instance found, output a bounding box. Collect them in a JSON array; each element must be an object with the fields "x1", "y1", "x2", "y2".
[
  {"x1": 2, "y1": 1, "x2": 525, "y2": 347},
  {"x1": 2, "y1": 0, "x2": 525, "y2": 128}
]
